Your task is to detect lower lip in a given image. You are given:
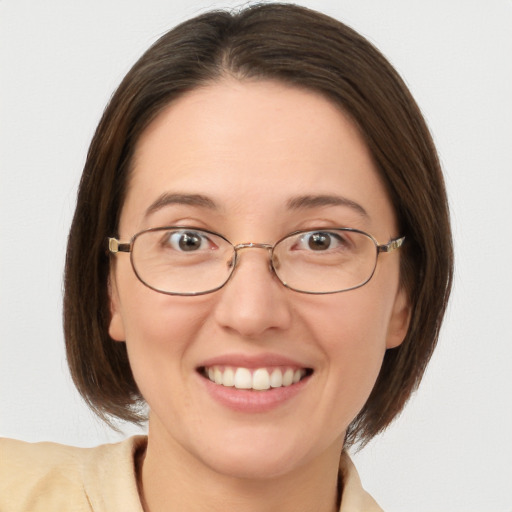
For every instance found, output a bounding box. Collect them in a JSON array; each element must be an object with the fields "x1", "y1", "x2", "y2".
[{"x1": 199, "y1": 373, "x2": 311, "y2": 413}]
